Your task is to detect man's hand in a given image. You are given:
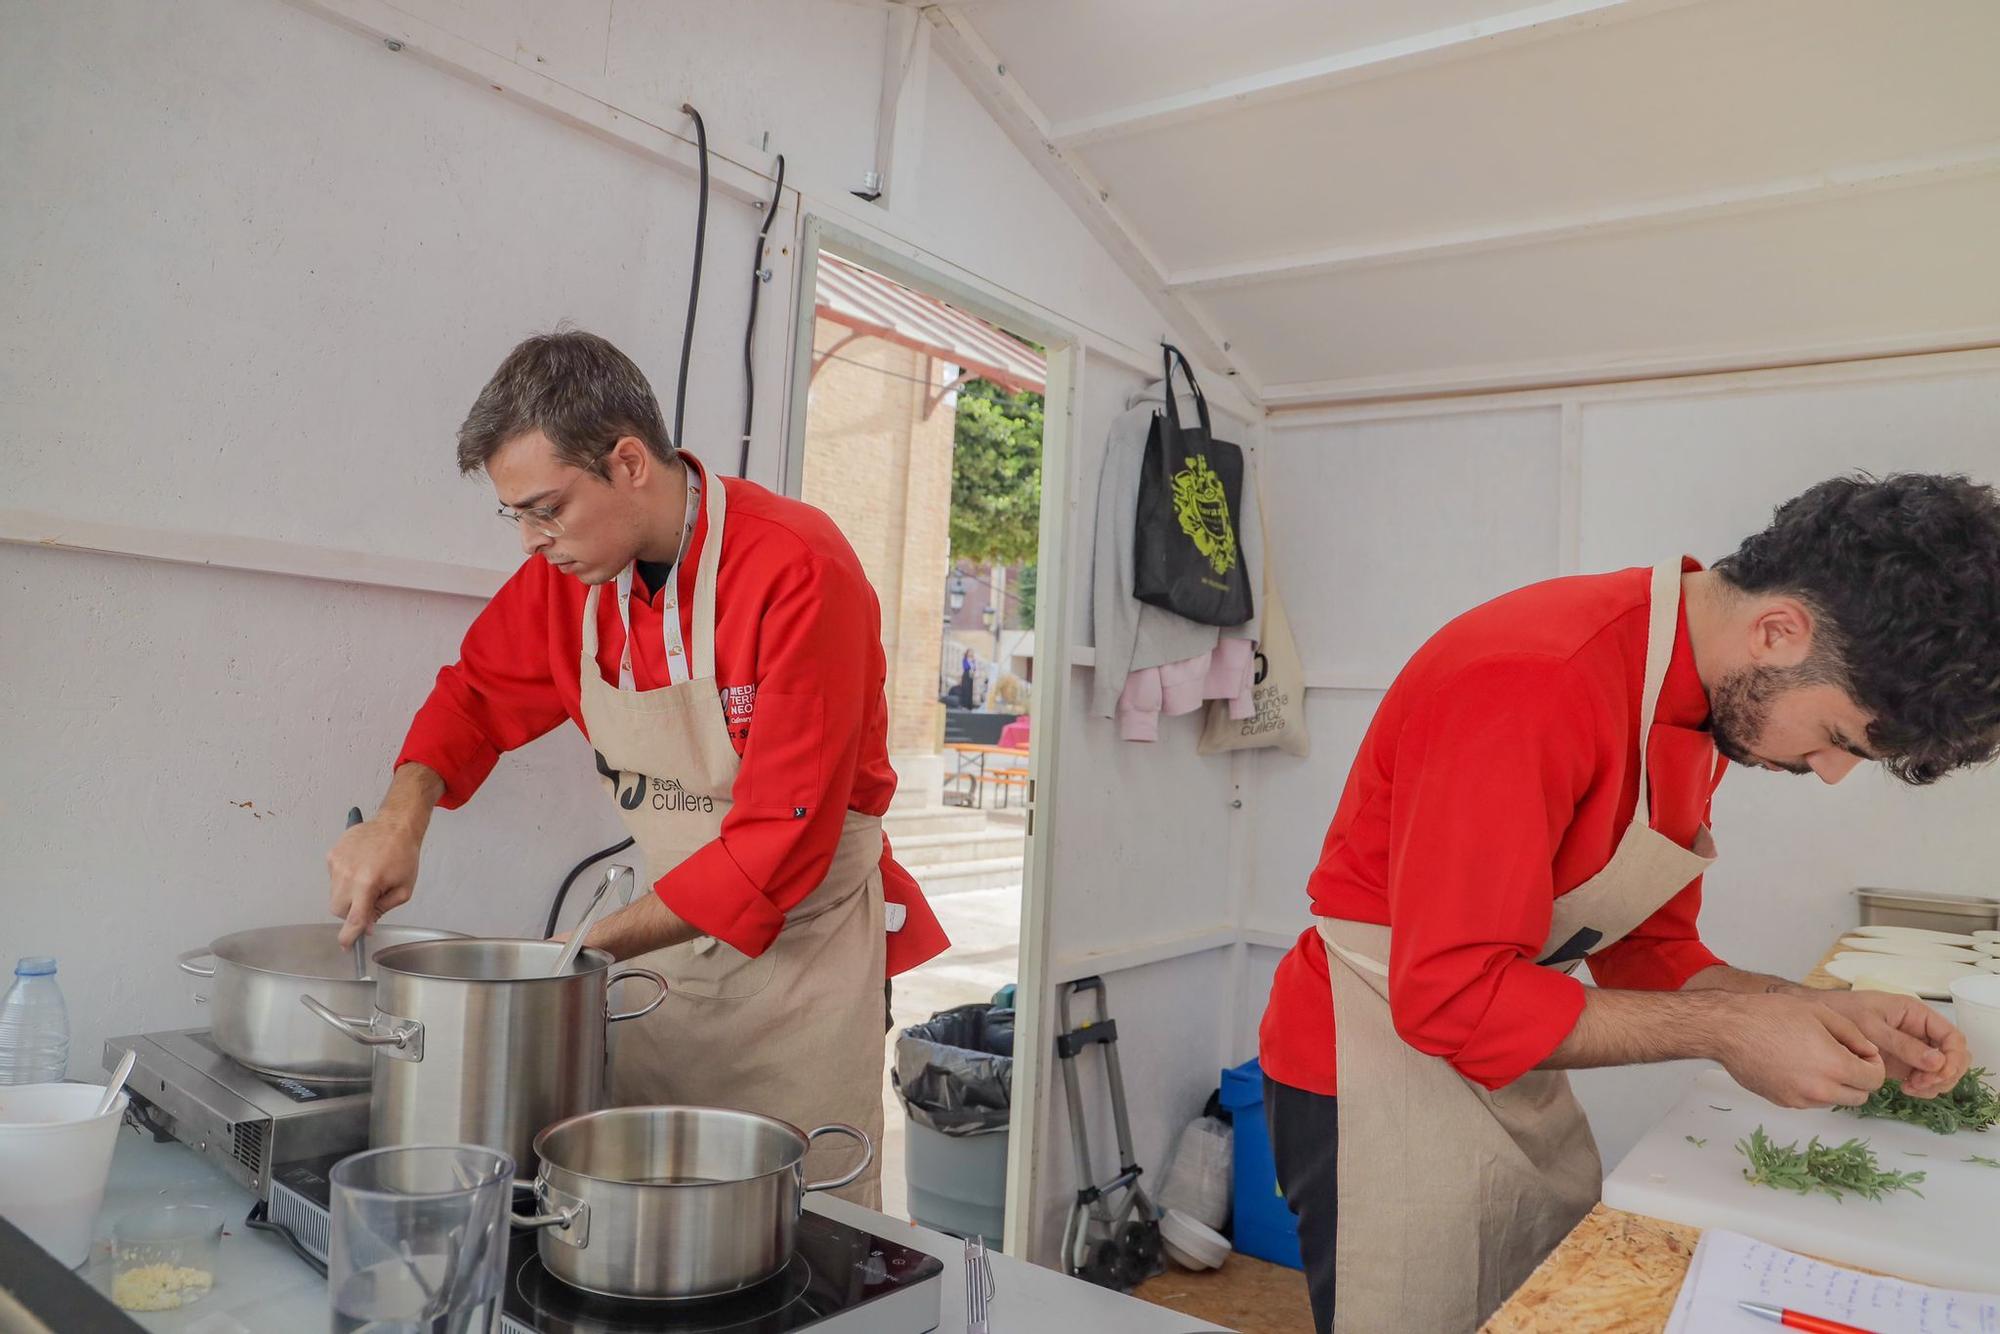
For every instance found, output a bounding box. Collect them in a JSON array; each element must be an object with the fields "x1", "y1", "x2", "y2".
[
  {"x1": 329, "y1": 765, "x2": 442, "y2": 946},
  {"x1": 1713, "y1": 993, "x2": 1888, "y2": 1108},
  {"x1": 1809, "y1": 989, "x2": 1969, "y2": 1098}
]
